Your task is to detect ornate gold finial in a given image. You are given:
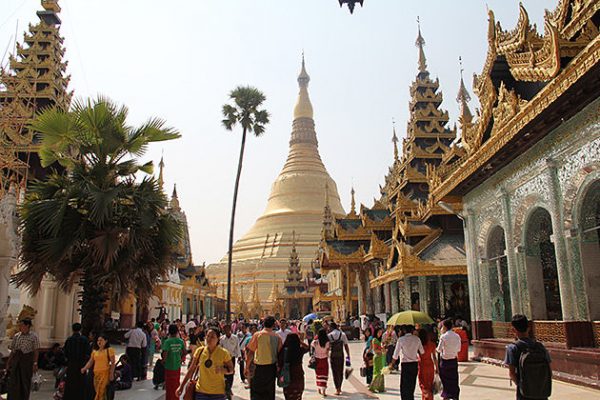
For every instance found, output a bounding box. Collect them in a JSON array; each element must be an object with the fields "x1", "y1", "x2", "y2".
[
  {"x1": 416, "y1": 17, "x2": 427, "y2": 73},
  {"x1": 294, "y1": 53, "x2": 314, "y2": 119},
  {"x1": 392, "y1": 119, "x2": 399, "y2": 161}
]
